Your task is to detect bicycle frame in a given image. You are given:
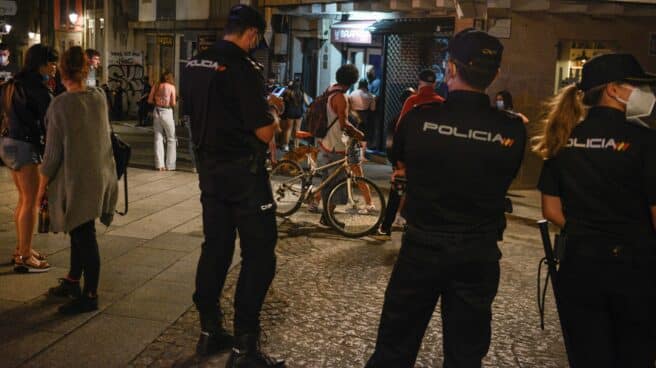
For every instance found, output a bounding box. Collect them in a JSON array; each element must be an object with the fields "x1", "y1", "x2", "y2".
[{"x1": 274, "y1": 139, "x2": 364, "y2": 208}]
